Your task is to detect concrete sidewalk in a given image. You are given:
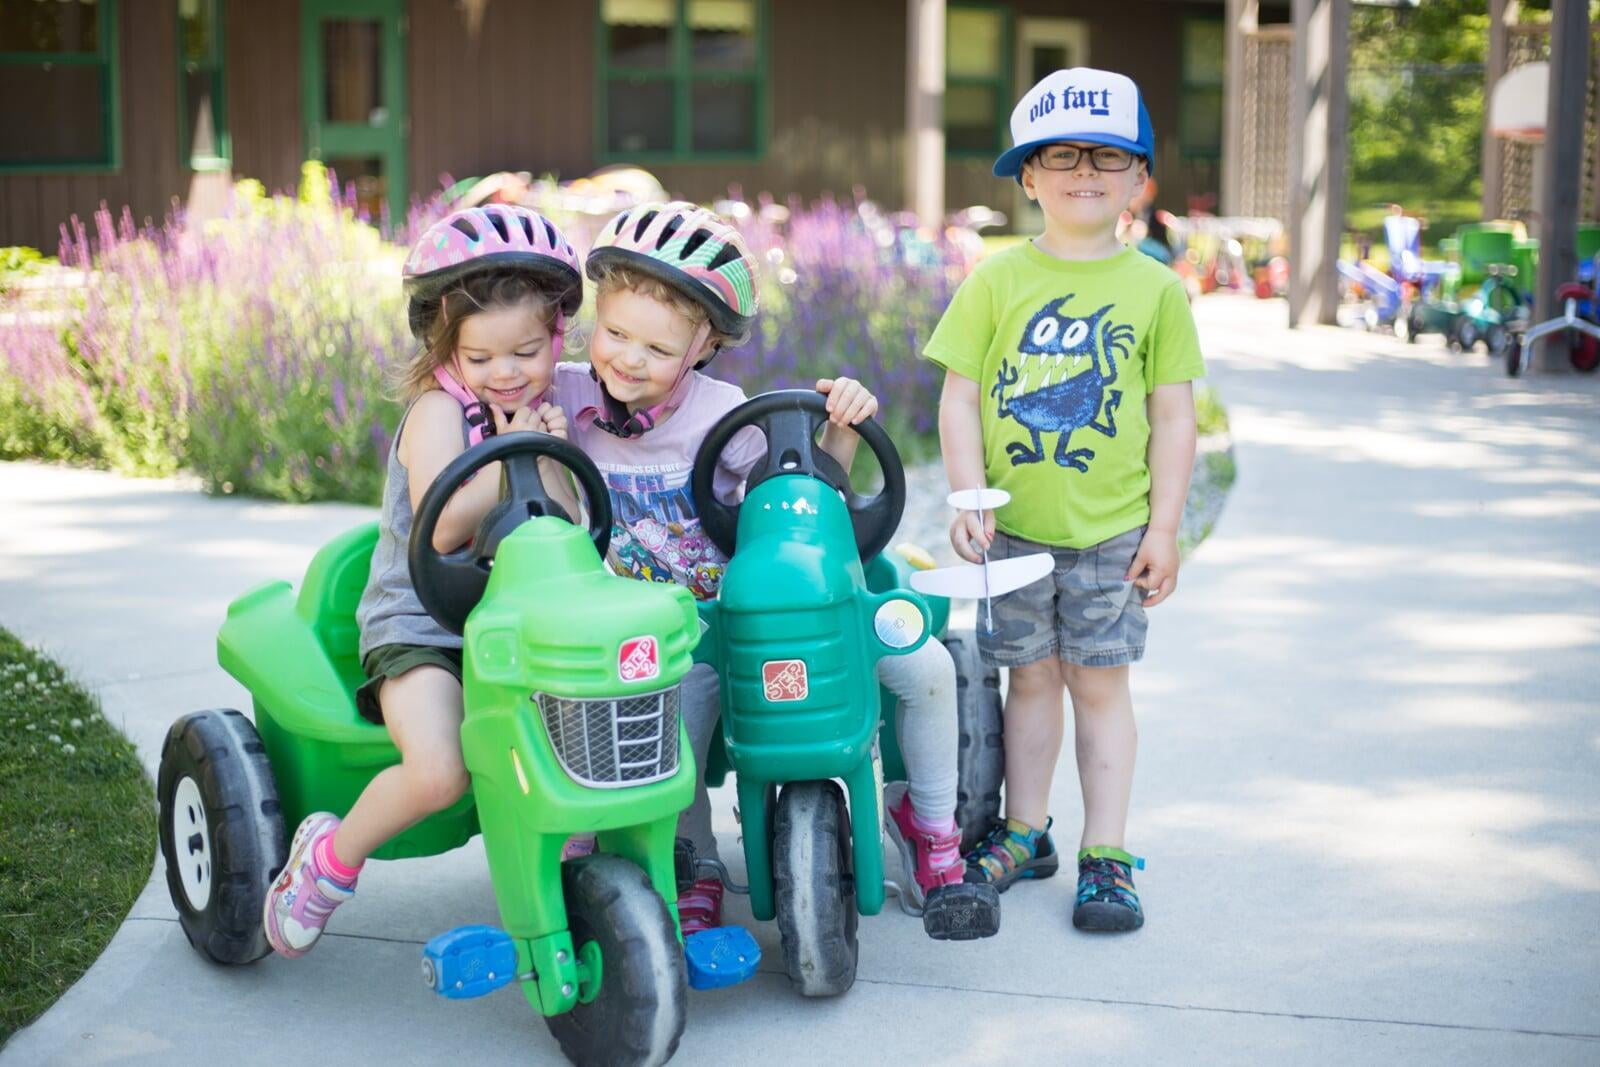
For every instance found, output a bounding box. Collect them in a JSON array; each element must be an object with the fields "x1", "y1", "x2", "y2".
[{"x1": 3, "y1": 297, "x2": 1597, "y2": 1065}]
